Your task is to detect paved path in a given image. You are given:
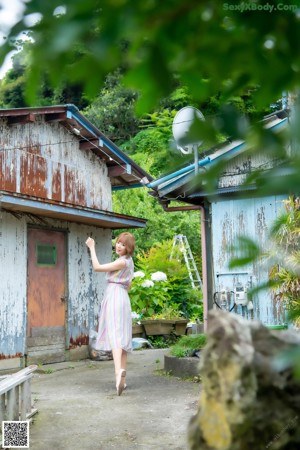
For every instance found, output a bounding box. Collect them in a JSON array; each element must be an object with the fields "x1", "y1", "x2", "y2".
[{"x1": 29, "y1": 349, "x2": 201, "y2": 450}]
